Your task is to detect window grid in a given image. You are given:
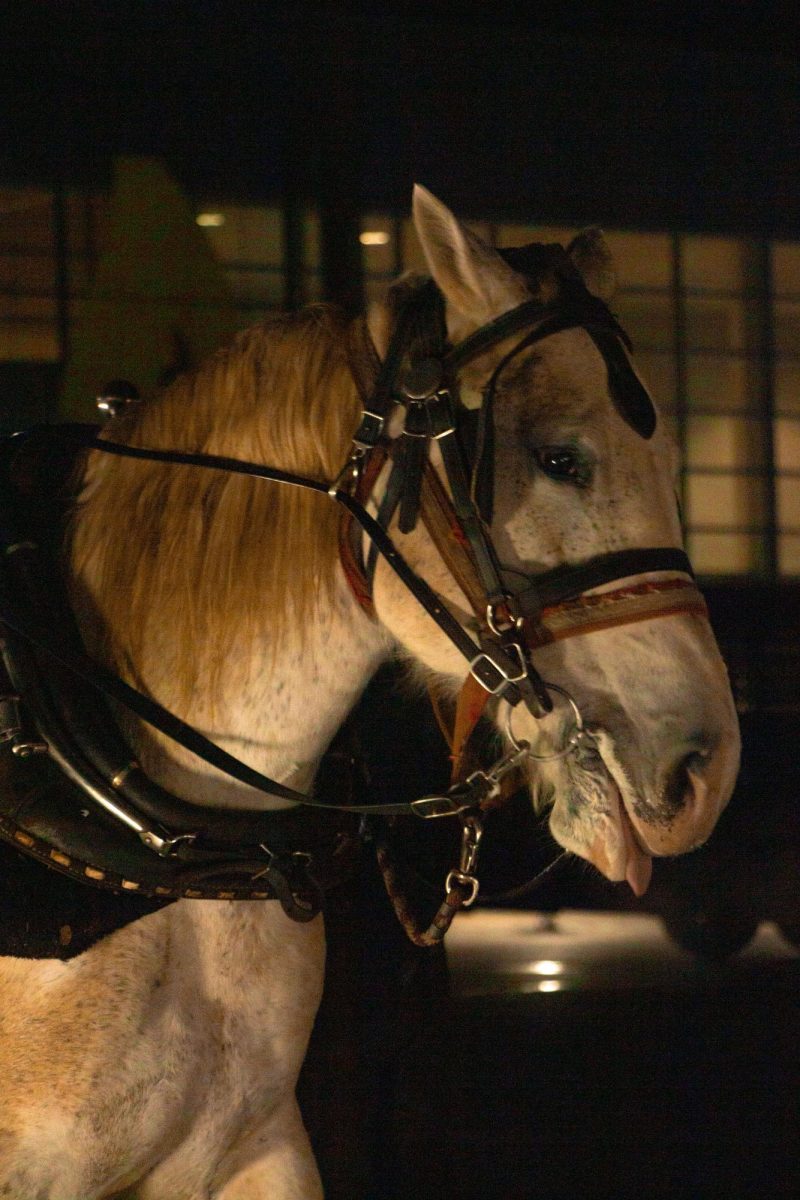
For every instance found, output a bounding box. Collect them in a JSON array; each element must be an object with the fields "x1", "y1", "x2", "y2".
[{"x1": 1, "y1": 185, "x2": 799, "y2": 579}]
